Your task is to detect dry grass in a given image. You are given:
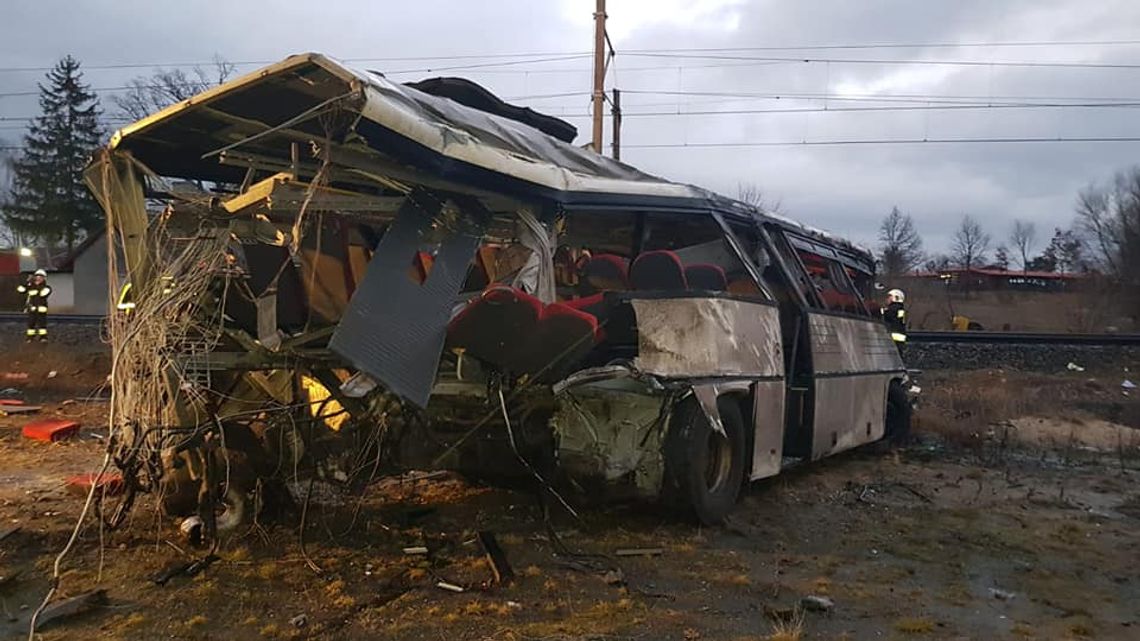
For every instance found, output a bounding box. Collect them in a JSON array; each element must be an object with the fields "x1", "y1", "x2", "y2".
[
  {"x1": 767, "y1": 606, "x2": 805, "y2": 641},
  {"x1": 894, "y1": 617, "x2": 936, "y2": 634}
]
